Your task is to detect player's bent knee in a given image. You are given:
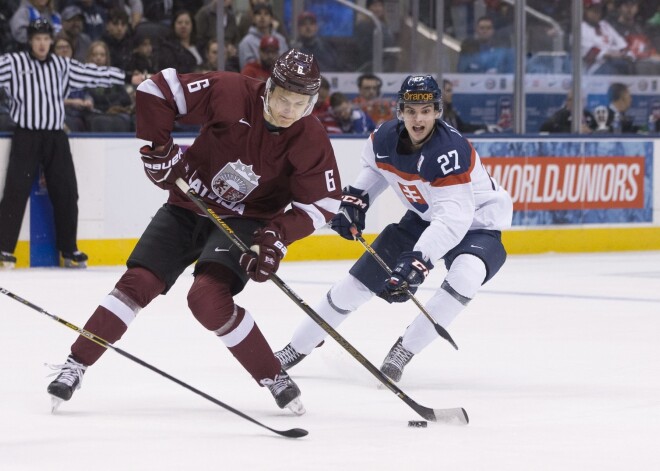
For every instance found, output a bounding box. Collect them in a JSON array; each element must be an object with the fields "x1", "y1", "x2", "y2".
[
  {"x1": 445, "y1": 254, "x2": 487, "y2": 300},
  {"x1": 187, "y1": 265, "x2": 236, "y2": 331},
  {"x1": 328, "y1": 274, "x2": 373, "y2": 312},
  {"x1": 114, "y1": 266, "x2": 166, "y2": 308}
]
